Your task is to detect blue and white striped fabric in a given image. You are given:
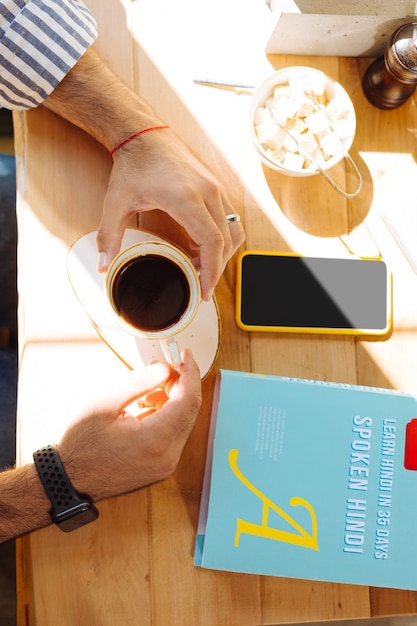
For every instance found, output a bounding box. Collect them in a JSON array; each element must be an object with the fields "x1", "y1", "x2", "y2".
[{"x1": 0, "y1": 0, "x2": 97, "y2": 110}]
